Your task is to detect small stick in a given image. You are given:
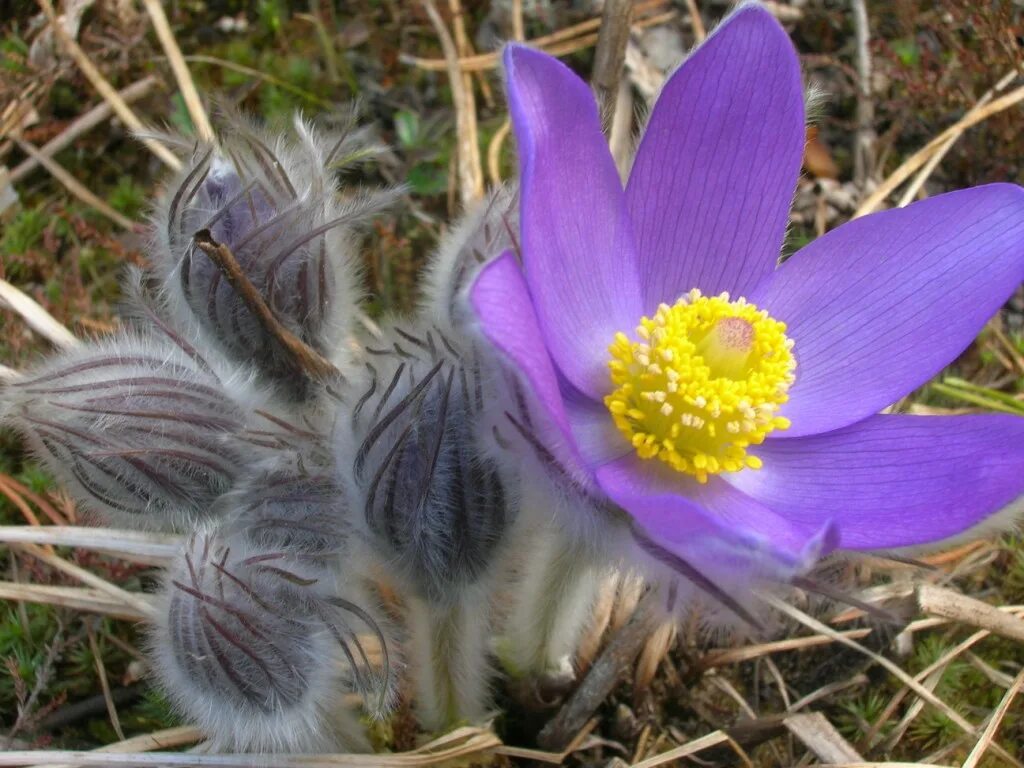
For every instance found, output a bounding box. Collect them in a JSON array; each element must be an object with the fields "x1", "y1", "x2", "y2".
[
  {"x1": 853, "y1": 78, "x2": 1024, "y2": 218},
  {"x1": 401, "y1": 1, "x2": 671, "y2": 72},
  {"x1": 765, "y1": 595, "x2": 1024, "y2": 768},
  {"x1": 191, "y1": 229, "x2": 340, "y2": 382},
  {"x1": 851, "y1": 0, "x2": 875, "y2": 187},
  {"x1": 2, "y1": 77, "x2": 156, "y2": 187},
  {"x1": 139, "y1": 0, "x2": 213, "y2": 141},
  {"x1": 685, "y1": 0, "x2": 705, "y2": 42},
  {"x1": 421, "y1": 0, "x2": 484, "y2": 205},
  {"x1": 35, "y1": 0, "x2": 180, "y2": 170},
  {"x1": 511, "y1": 0, "x2": 524, "y2": 42},
  {"x1": 86, "y1": 622, "x2": 125, "y2": 741},
  {"x1": 537, "y1": 592, "x2": 658, "y2": 751},
  {"x1": 14, "y1": 139, "x2": 138, "y2": 231},
  {"x1": 919, "y1": 583, "x2": 1024, "y2": 643},
  {"x1": 962, "y1": 667, "x2": 1024, "y2": 768},
  {"x1": 896, "y1": 68, "x2": 1019, "y2": 208},
  {"x1": 0, "y1": 278, "x2": 79, "y2": 349},
  {"x1": 591, "y1": 0, "x2": 634, "y2": 132}
]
